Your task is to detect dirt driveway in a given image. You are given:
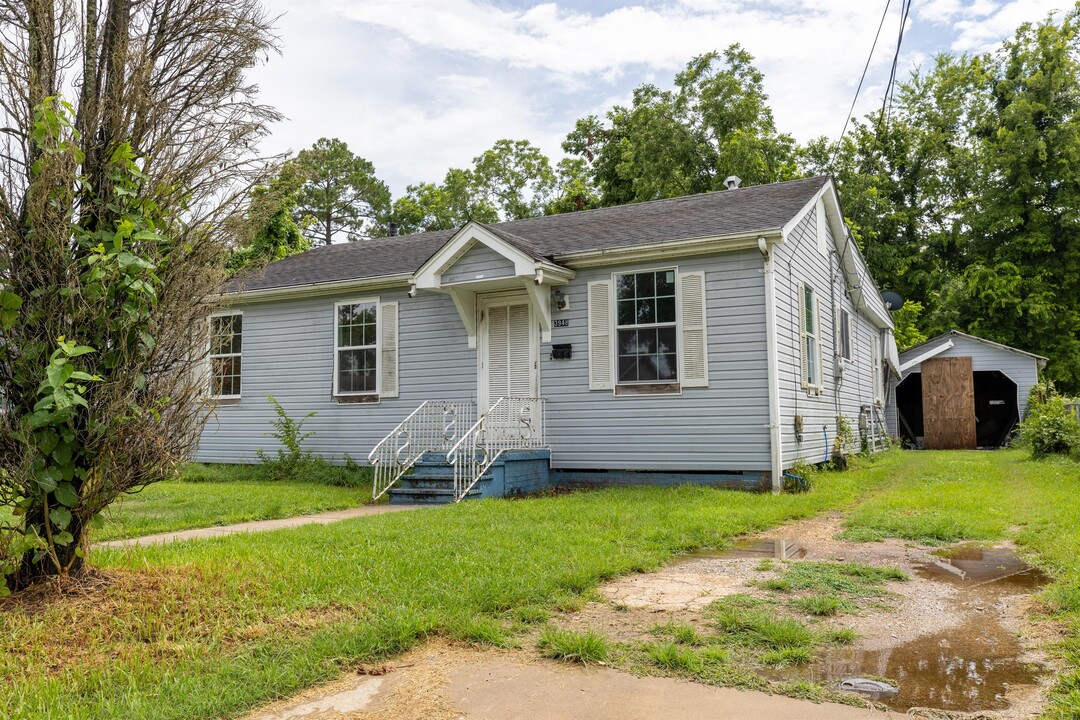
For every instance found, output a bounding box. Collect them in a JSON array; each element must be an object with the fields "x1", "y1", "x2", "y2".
[{"x1": 240, "y1": 513, "x2": 1055, "y2": 720}]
